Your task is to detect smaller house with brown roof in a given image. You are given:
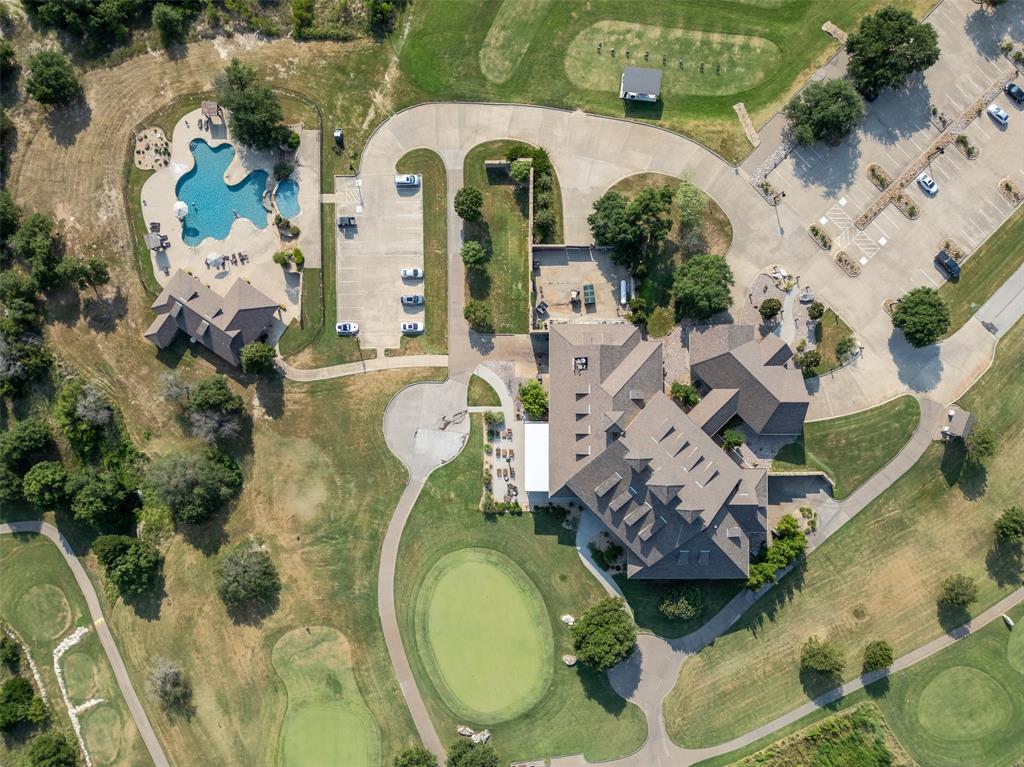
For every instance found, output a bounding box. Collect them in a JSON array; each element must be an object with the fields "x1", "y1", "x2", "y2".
[{"x1": 144, "y1": 270, "x2": 279, "y2": 366}]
